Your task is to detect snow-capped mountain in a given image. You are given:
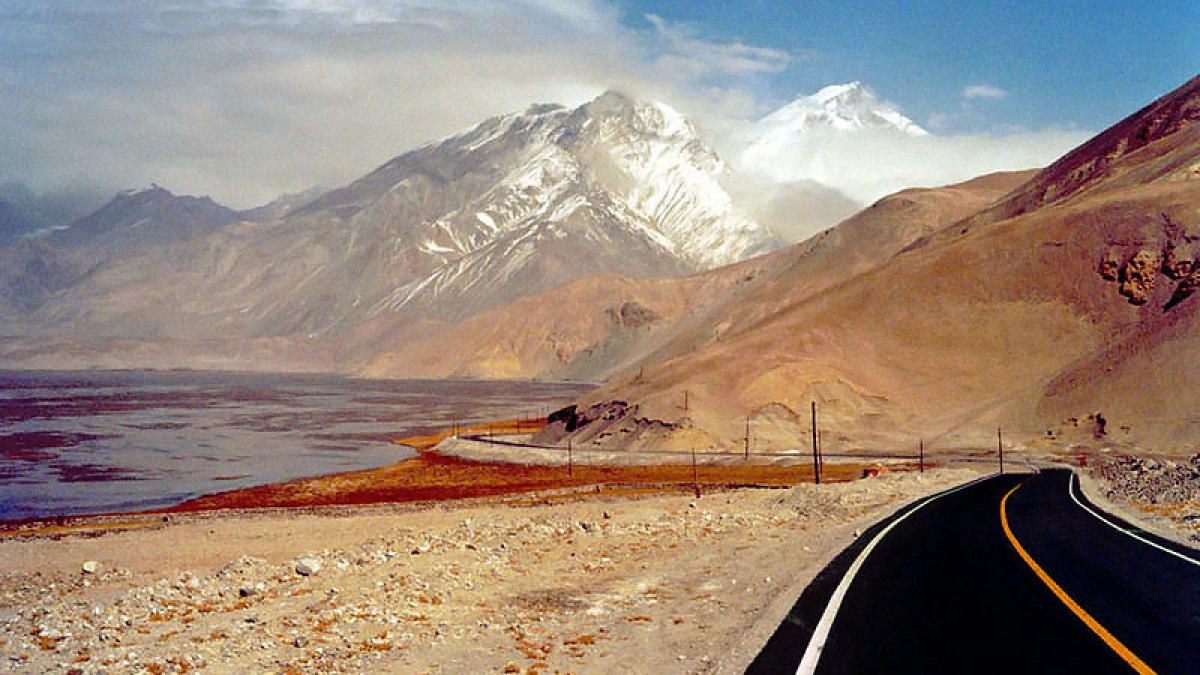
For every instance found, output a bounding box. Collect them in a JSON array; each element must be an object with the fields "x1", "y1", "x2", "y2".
[
  {"x1": 737, "y1": 82, "x2": 933, "y2": 203},
  {"x1": 754, "y1": 82, "x2": 927, "y2": 137},
  {"x1": 7, "y1": 91, "x2": 779, "y2": 344}
]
